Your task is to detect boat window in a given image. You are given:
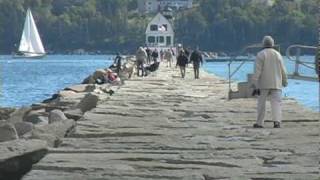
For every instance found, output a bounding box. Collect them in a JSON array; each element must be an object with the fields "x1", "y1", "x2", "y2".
[
  {"x1": 148, "y1": 36, "x2": 155, "y2": 43},
  {"x1": 150, "y1": 25, "x2": 158, "y2": 31}
]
